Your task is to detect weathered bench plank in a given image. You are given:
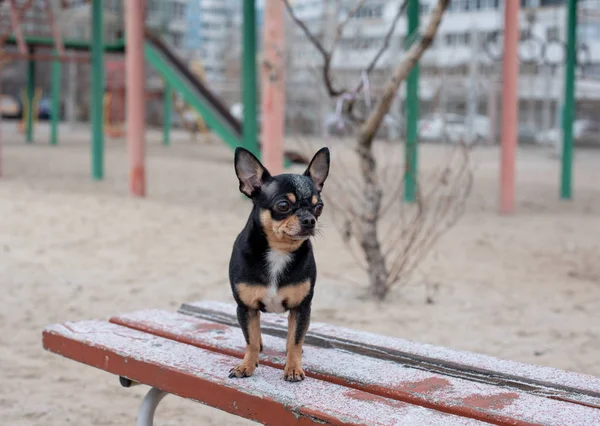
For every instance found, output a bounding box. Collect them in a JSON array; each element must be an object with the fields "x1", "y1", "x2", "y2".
[
  {"x1": 181, "y1": 301, "x2": 600, "y2": 405},
  {"x1": 111, "y1": 309, "x2": 600, "y2": 426},
  {"x1": 42, "y1": 320, "x2": 483, "y2": 426}
]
